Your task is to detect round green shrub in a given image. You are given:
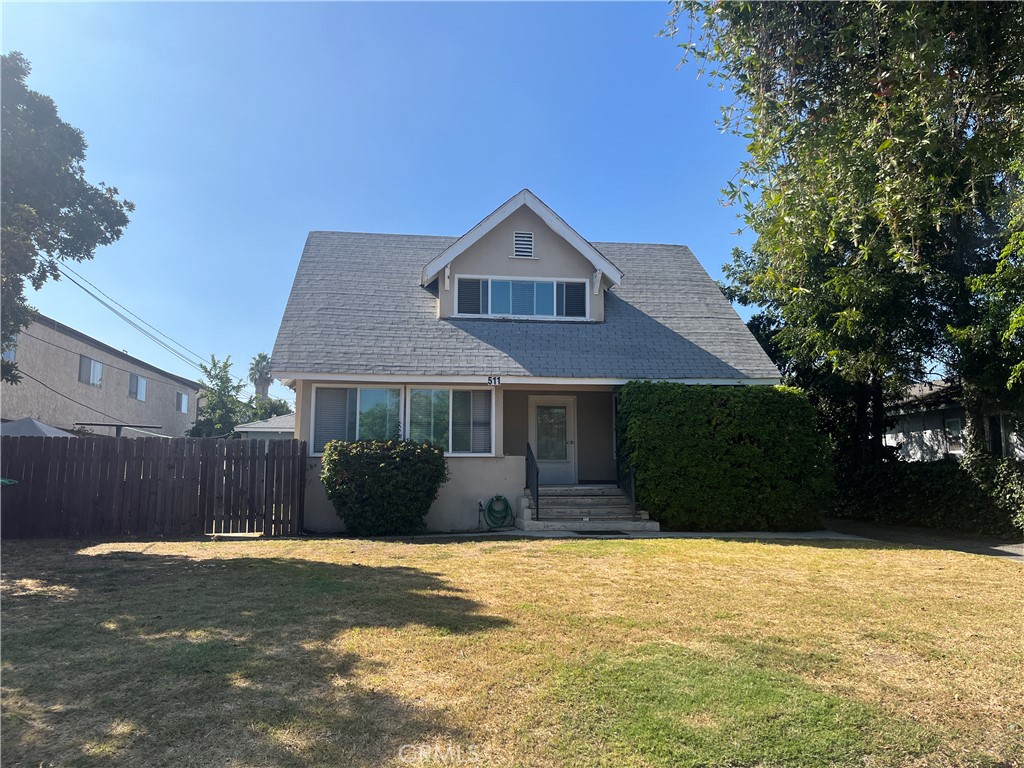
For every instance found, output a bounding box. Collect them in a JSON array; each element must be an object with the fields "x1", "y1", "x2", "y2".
[
  {"x1": 617, "y1": 382, "x2": 833, "y2": 531},
  {"x1": 320, "y1": 439, "x2": 449, "y2": 536}
]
